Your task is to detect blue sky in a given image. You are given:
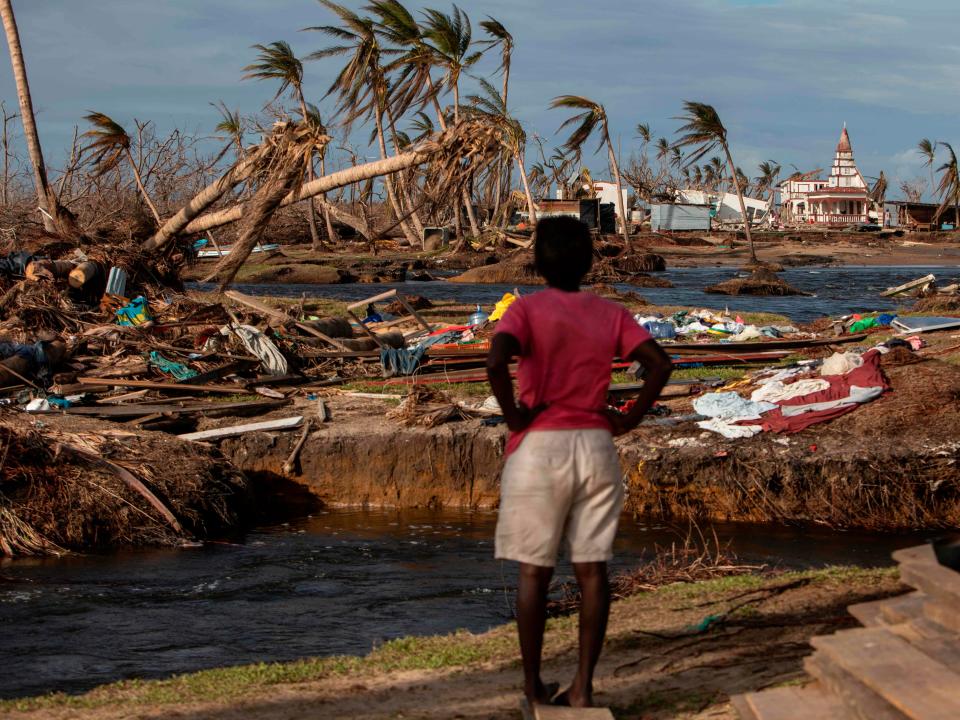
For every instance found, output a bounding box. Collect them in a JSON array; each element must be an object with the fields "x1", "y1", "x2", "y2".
[{"x1": 3, "y1": 0, "x2": 959, "y2": 199}]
